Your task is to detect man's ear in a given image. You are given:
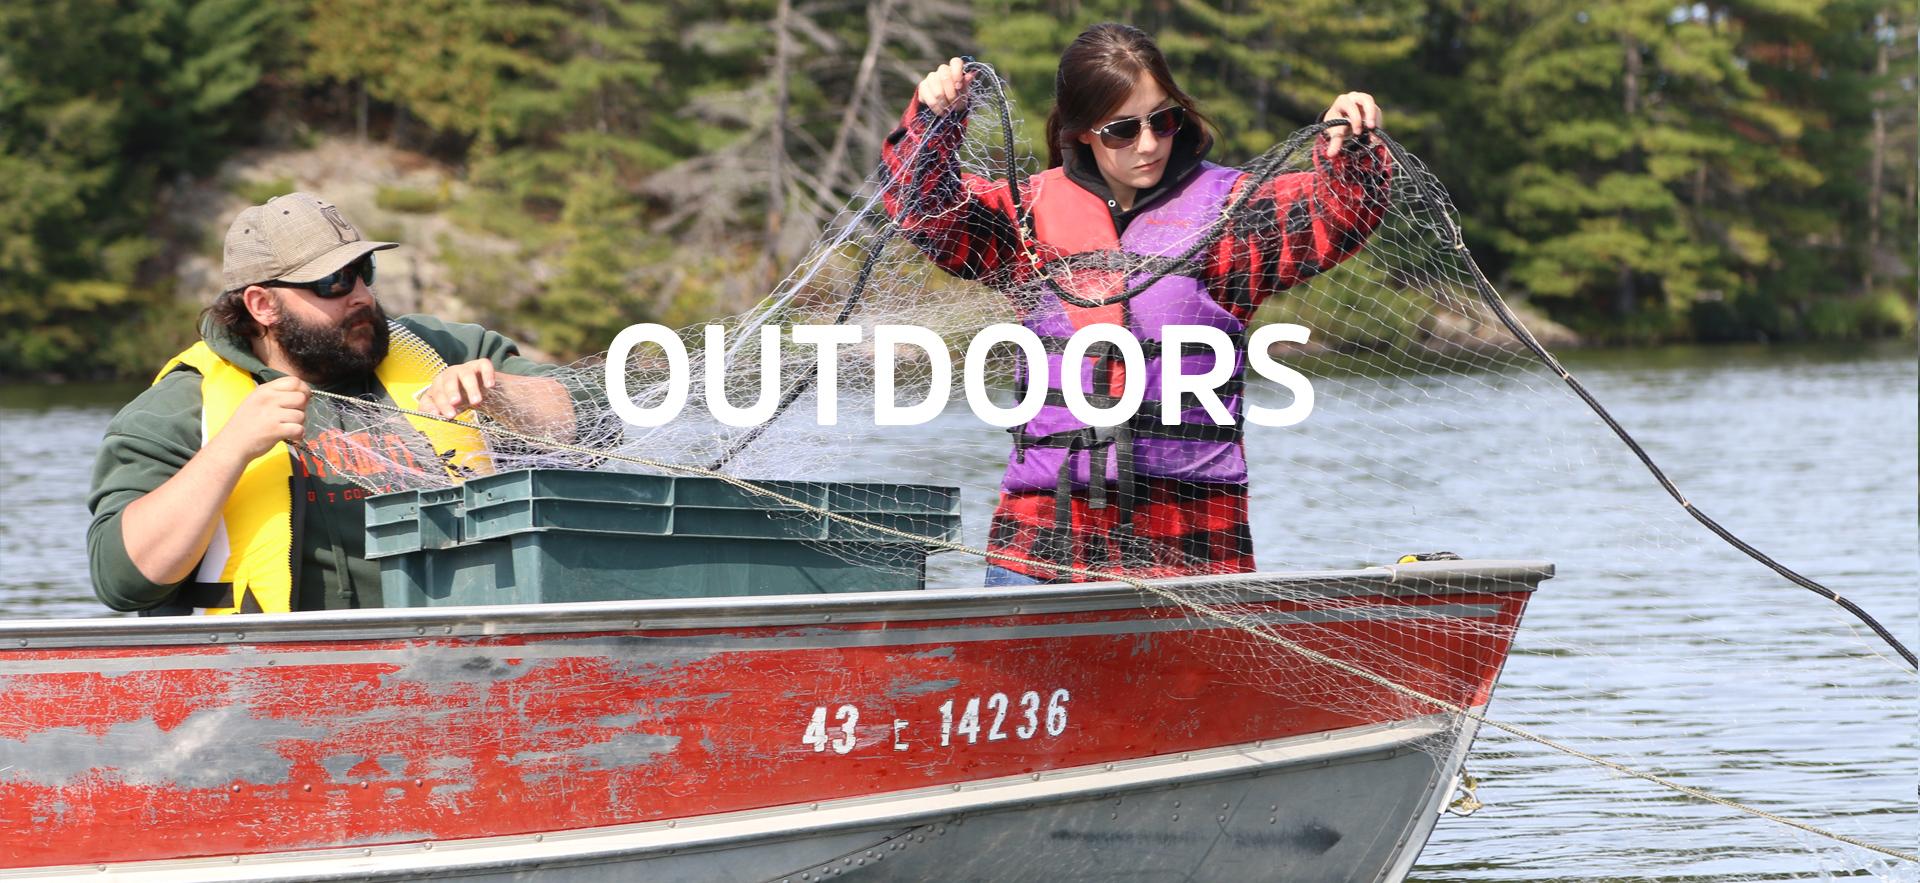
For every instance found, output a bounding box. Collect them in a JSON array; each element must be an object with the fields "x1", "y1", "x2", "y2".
[{"x1": 242, "y1": 285, "x2": 280, "y2": 330}]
